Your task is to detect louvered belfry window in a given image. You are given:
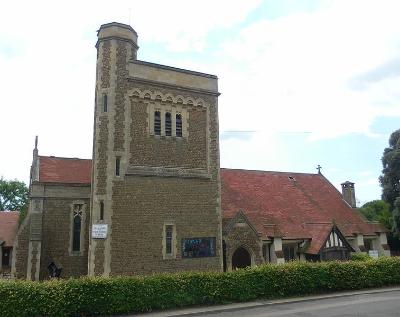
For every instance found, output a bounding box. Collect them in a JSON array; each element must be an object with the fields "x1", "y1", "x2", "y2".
[
  {"x1": 176, "y1": 113, "x2": 182, "y2": 137},
  {"x1": 115, "y1": 157, "x2": 121, "y2": 176},
  {"x1": 154, "y1": 111, "x2": 161, "y2": 135},
  {"x1": 165, "y1": 112, "x2": 172, "y2": 136}
]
